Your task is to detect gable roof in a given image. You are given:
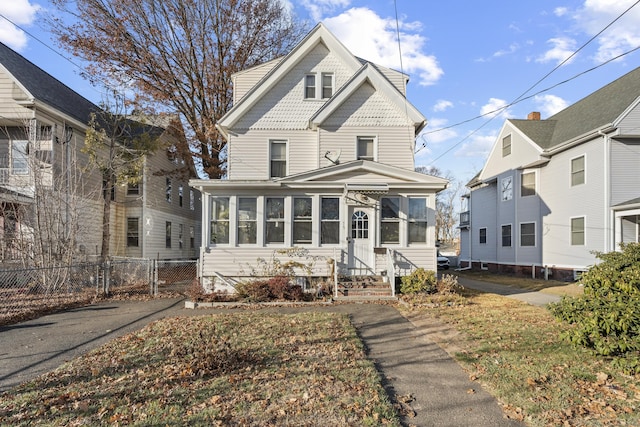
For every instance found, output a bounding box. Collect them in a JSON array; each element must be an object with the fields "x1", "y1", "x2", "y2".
[
  {"x1": 0, "y1": 42, "x2": 100, "y2": 126},
  {"x1": 510, "y1": 67, "x2": 640, "y2": 150},
  {"x1": 309, "y1": 63, "x2": 426, "y2": 133}
]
